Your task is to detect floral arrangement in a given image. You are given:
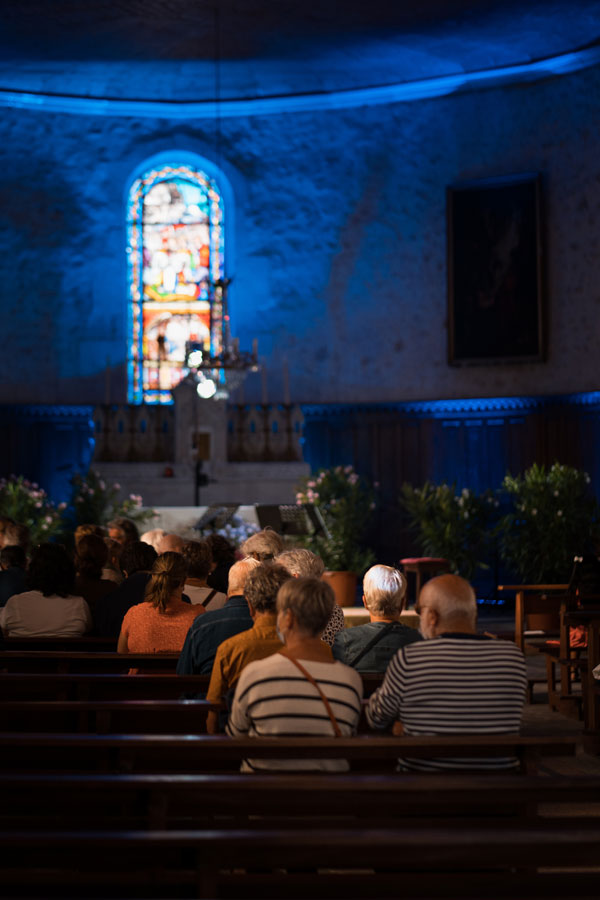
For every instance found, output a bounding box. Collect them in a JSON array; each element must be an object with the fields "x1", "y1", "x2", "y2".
[
  {"x1": 196, "y1": 510, "x2": 259, "y2": 545},
  {"x1": 498, "y1": 462, "x2": 598, "y2": 584},
  {"x1": 296, "y1": 465, "x2": 376, "y2": 573},
  {"x1": 70, "y1": 469, "x2": 157, "y2": 529},
  {"x1": 400, "y1": 481, "x2": 498, "y2": 580},
  {"x1": 0, "y1": 475, "x2": 66, "y2": 544}
]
